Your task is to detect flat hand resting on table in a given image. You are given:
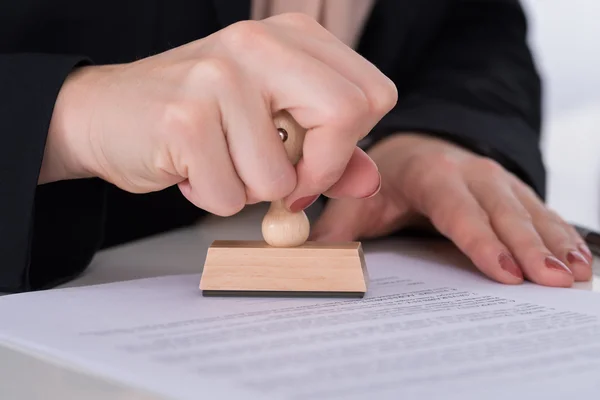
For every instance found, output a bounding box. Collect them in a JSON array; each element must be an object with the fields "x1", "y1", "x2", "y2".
[{"x1": 311, "y1": 133, "x2": 592, "y2": 288}]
